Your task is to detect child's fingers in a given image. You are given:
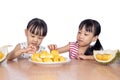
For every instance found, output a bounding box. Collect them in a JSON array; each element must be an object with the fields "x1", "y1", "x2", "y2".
[
  {"x1": 28, "y1": 45, "x2": 36, "y2": 49},
  {"x1": 25, "y1": 47, "x2": 36, "y2": 54},
  {"x1": 76, "y1": 55, "x2": 83, "y2": 60},
  {"x1": 75, "y1": 56, "x2": 80, "y2": 60},
  {"x1": 26, "y1": 50, "x2": 36, "y2": 54},
  {"x1": 27, "y1": 45, "x2": 36, "y2": 51},
  {"x1": 48, "y1": 44, "x2": 57, "y2": 50},
  {"x1": 53, "y1": 45, "x2": 57, "y2": 49}
]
